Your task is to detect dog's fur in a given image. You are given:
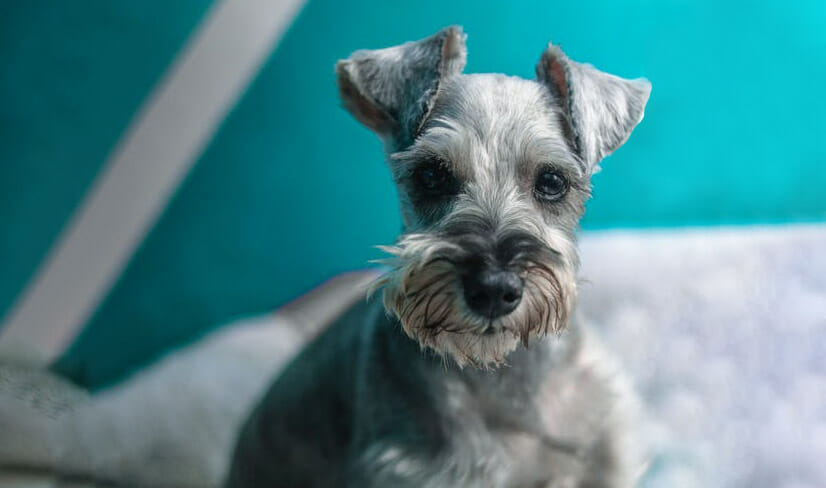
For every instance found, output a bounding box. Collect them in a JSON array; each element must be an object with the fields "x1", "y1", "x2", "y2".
[{"x1": 226, "y1": 26, "x2": 651, "y2": 487}]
